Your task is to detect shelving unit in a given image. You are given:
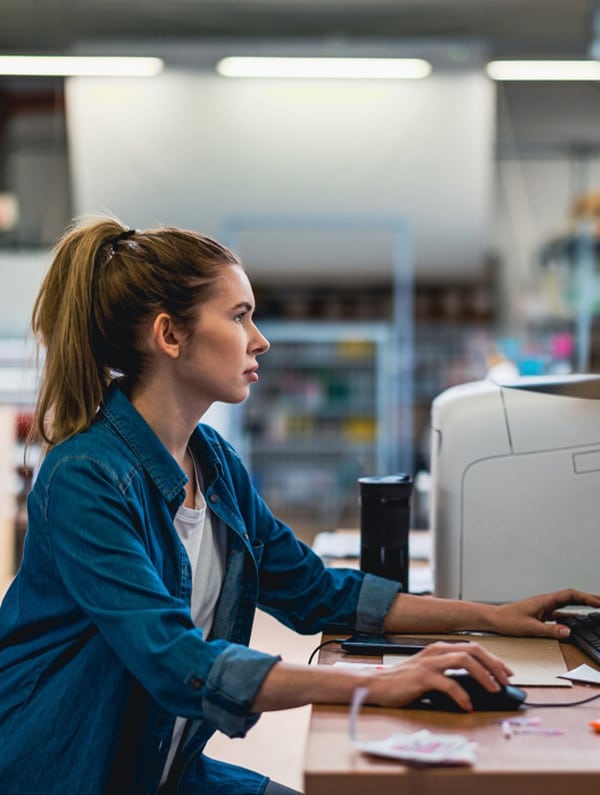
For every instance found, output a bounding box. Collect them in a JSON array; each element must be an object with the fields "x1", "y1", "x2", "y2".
[
  {"x1": 0, "y1": 337, "x2": 39, "y2": 578},
  {"x1": 236, "y1": 321, "x2": 396, "y2": 537},
  {"x1": 532, "y1": 192, "x2": 600, "y2": 374},
  {"x1": 539, "y1": 222, "x2": 600, "y2": 372},
  {"x1": 241, "y1": 277, "x2": 499, "y2": 533}
]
